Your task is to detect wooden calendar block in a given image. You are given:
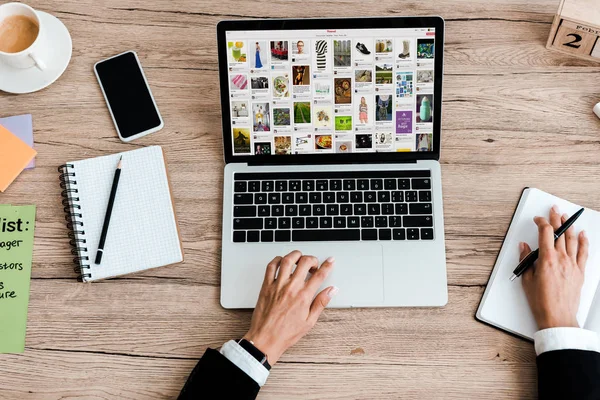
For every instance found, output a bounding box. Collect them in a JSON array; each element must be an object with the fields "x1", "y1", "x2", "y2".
[
  {"x1": 593, "y1": 42, "x2": 600, "y2": 58},
  {"x1": 552, "y1": 20, "x2": 598, "y2": 56},
  {"x1": 547, "y1": 0, "x2": 600, "y2": 62}
]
